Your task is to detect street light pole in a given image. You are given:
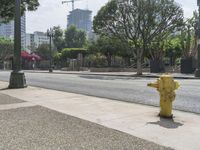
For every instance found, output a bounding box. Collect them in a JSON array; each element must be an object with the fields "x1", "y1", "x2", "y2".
[
  {"x1": 195, "y1": 0, "x2": 200, "y2": 77},
  {"x1": 47, "y1": 28, "x2": 54, "y2": 73},
  {"x1": 9, "y1": 0, "x2": 27, "y2": 88}
]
